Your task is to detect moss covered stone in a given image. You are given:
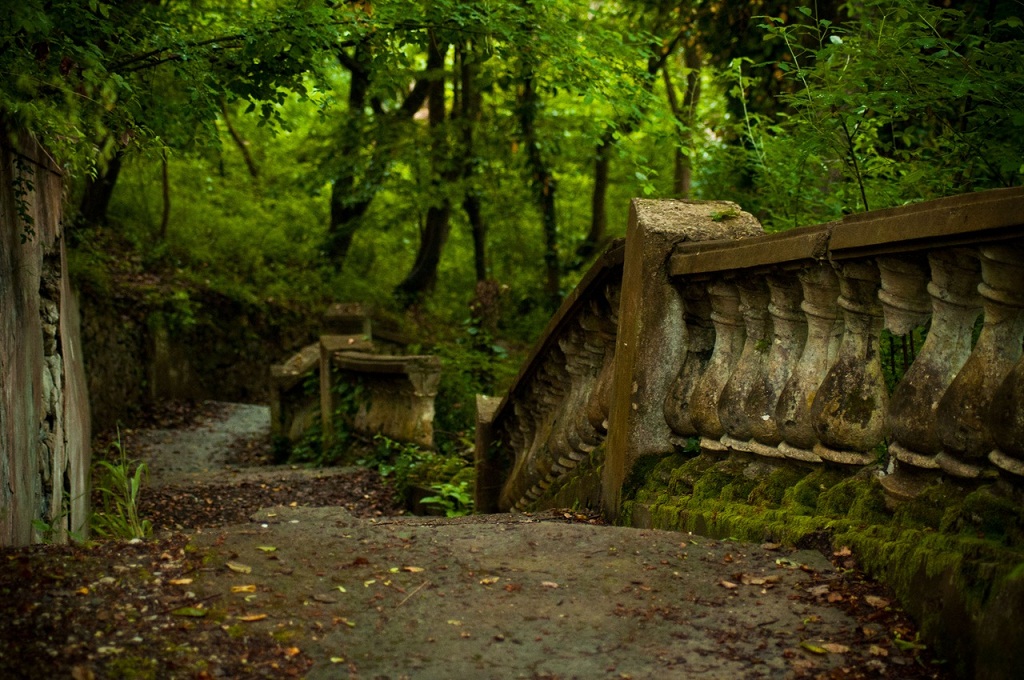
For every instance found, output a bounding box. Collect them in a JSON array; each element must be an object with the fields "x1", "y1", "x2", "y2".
[{"x1": 620, "y1": 452, "x2": 1024, "y2": 678}]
